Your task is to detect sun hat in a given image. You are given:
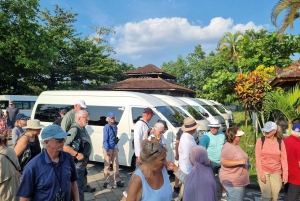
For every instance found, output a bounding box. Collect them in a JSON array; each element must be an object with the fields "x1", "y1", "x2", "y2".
[
  {"x1": 208, "y1": 119, "x2": 221, "y2": 127},
  {"x1": 75, "y1": 100, "x2": 87, "y2": 109},
  {"x1": 181, "y1": 117, "x2": 200, "y2": 132},
  {"x1": 292, "y1": 123, "x2": 300, "y2": 136},
  {"x1": 23, "y1": 119, "x2": 45, "y2": 129},
  {"x1": 41, "y1": 124, "x2": 70, "y2": 139},
  {"x1": 235, "y1": 130, "x2": 245, "y2": 137},
  {"x1": 15, "y1": 113, "x2": 29, "y2": 120},
  {"x1": 107, "y1": 112, "x2": 115, "y2": 118},
  {"x1": 262, "y1": 121, "x2": 277, "y2": 132}
]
